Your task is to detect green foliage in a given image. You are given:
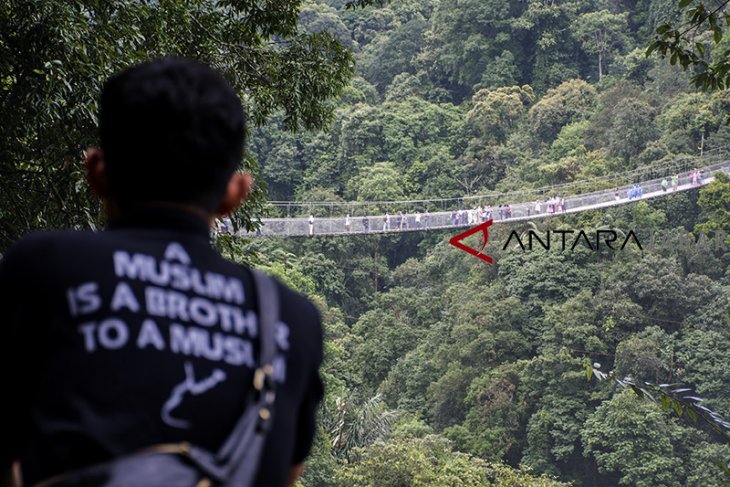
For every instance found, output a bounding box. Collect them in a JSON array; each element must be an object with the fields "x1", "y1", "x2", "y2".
[
  {"x1": 677, "y1": 329, "x2": 730, "y2": 416},
  {"x1": 582, "y1": 389, "x2": 686, "y2": 487},
  {"x1": 337, "y1": 434, "x2": 569, "y2": 487},
  {"x1": 466, "y1": 85, "x2": 534, "y2": 145},
  {"x1": 8, "y1": 1, "x2": 730, "y2": 484},
  {"x1": 696, "y1": 172, "x2": 730, "y2": 247},
  {"x1": 647, "y1": 0, "x2": 730, "y2": 90},
  {"x1": 347, "y1": 161, "x2": 406, "y2": 202},
  {"x1": 527, "y1": 79, "x2": 597, "y2": 144},
  {"x1": 0, "y1": 0, "x2": 366, "y2": 248},
  {"x1": 572, "y1": 10, "x2": 631, "y2": 81}
]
